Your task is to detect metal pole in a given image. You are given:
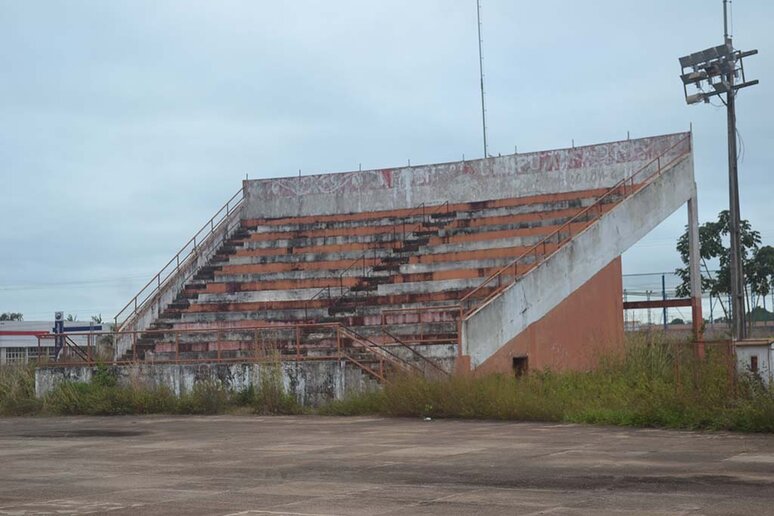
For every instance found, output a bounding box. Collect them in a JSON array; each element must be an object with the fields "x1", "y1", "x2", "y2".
[
  {"x1": 688, "y1": 186, "x2": 704, "y2": 348},
  {"x1": 725, "y1": 9, "x2": 747, "y2": 341},
  {"x1": 662, "y1": 274, "x2": 668, "y2": 331},
  {"x1": 476, "y1": 0, "x2": 488, "y2": 158}
]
